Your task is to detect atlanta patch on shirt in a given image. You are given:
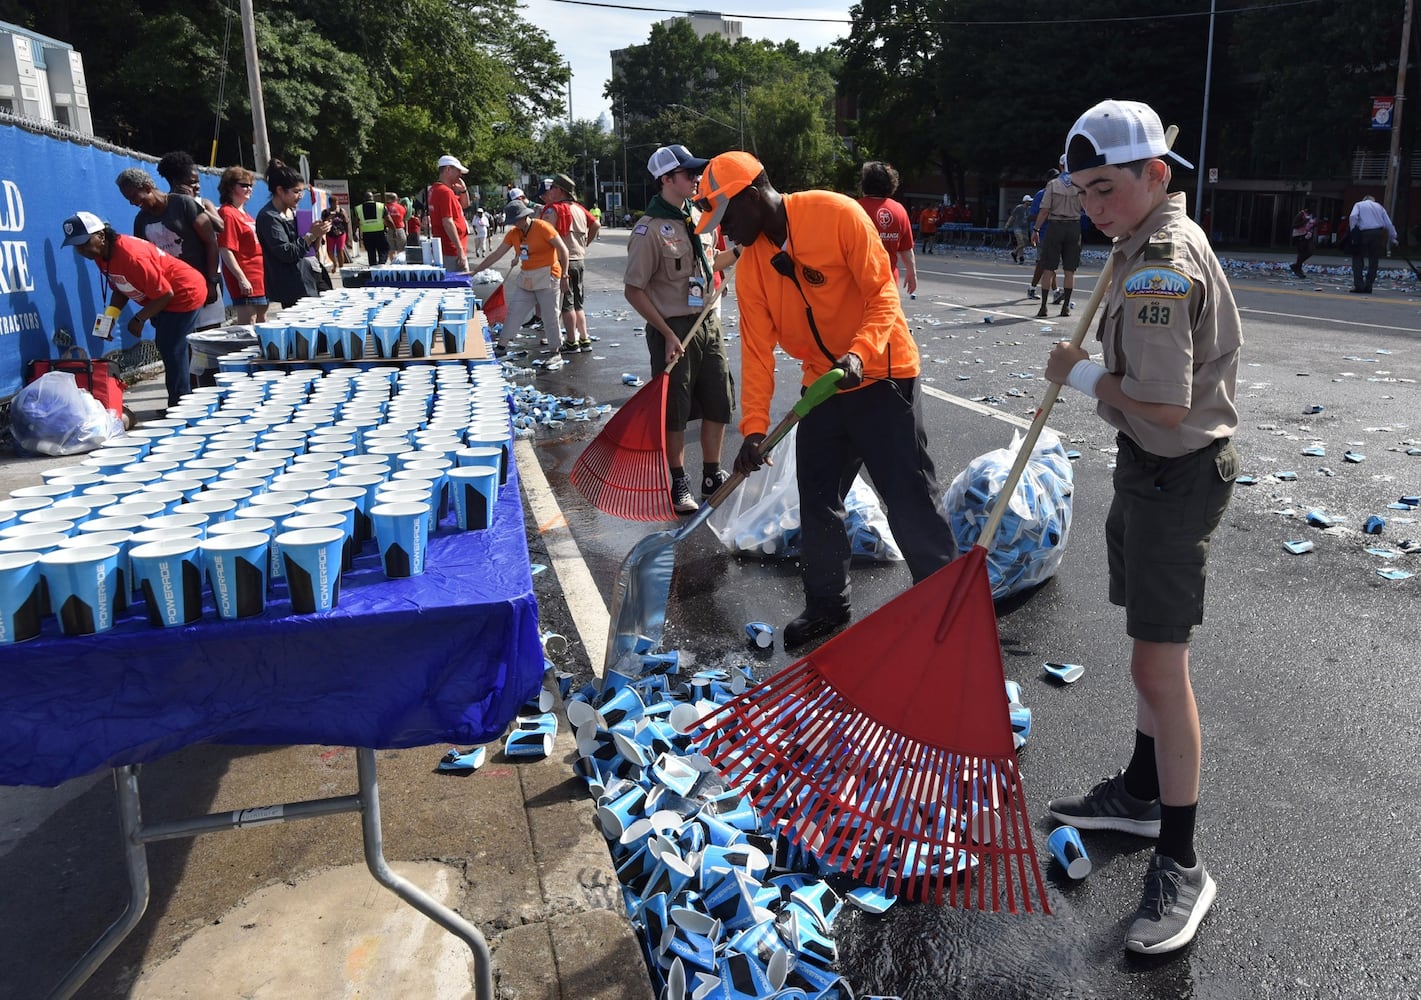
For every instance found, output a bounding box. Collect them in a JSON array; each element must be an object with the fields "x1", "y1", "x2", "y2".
[
  {"x1": 658, "y1": 222, "x2": 677, "y2": 239},
  {"x1": 1123, "y1": 266, "x2": 1192, "y2": 299}
]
